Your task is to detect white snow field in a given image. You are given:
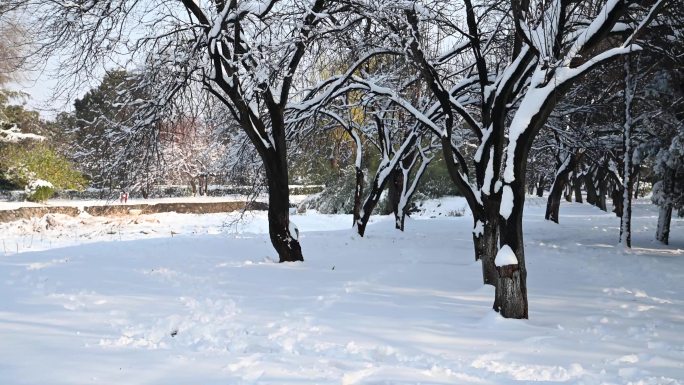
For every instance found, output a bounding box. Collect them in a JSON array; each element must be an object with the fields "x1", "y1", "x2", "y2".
[{"x1": 0, "y1": 197, "x2": 682, "y2": 385}]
